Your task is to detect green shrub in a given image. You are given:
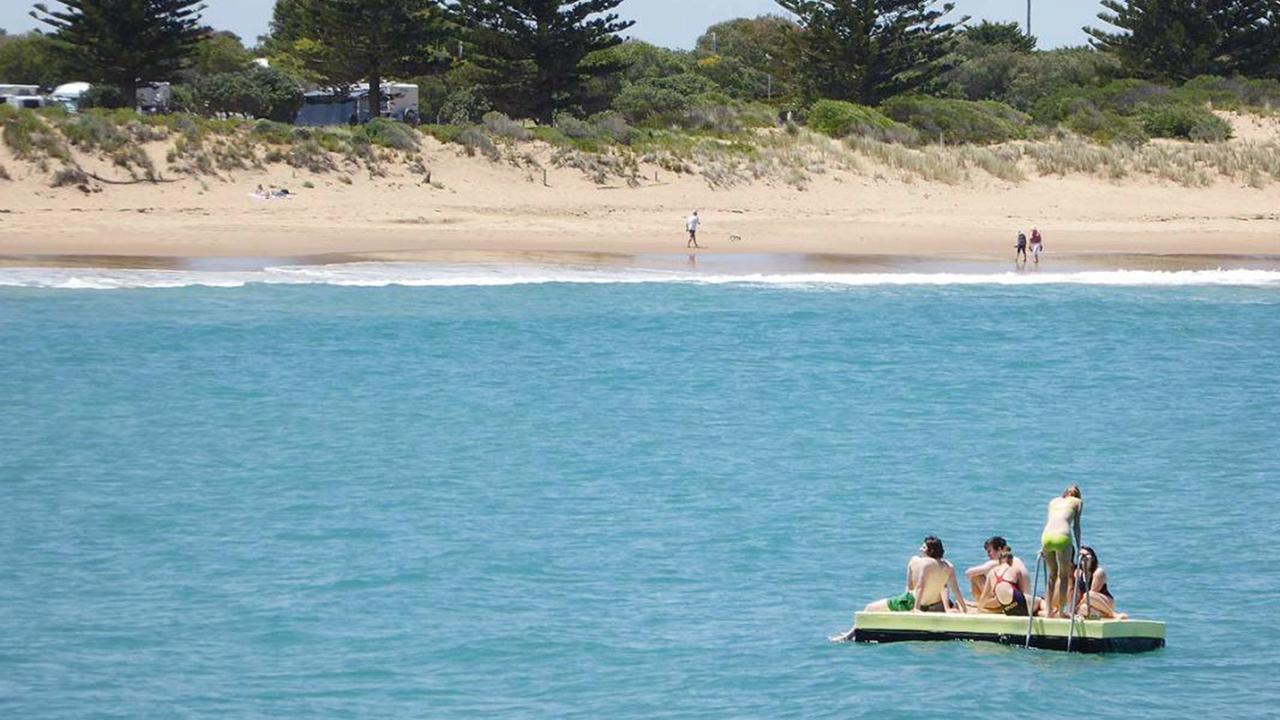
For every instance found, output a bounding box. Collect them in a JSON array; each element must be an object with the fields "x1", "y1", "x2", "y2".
[
  {"x1": 181, "y1": 67, "x2": 303, "y2": 122},
  {"x1": 808, "y1": 99, "x2": 916, "y2": 143},
  {"x1": 554, "y1": 112, "x2": 594, "y2": 140},
  {"x1": 313, "y1": 128, "x2": 351, "y2": 153},
  {"x1": 51, "y1": 166, "x2": 89, "y2": 187},
  {"x1": 482, "y1": 111, "x2": 529, "y2": 141},
  {"x1": 549, "y1": 113, "x2": 604, "y2": 151},
  {"x1": 362, "y1": 118, "x2": 418, "y2": 151},
  {"x1": 2, "y1": 109, "x2": 70, "y2": 160},
  {"x1": 612, "y1": 82, "x2": 688, "y2": 126},
  {"x1": 250, "y1": 119, "x2": 293, "y2": 144},
  {"x1": 1175, "y1": 76, "x2": 1280, "y2": 110},
  {"x1": 1065, "y1": 107, "x2": 1148, "y2": 145},
  {"x1": 589, "y1": 112, "x2": 633, "y2": 144},
  {"x1": 59, "y1": 113, "x2": 130, "y2": 153},
  {"x1": 653, "y1": 72, "x2": 721, "y2": 97},
  {"x1": 1033, "y1": 79, "x2": 1180, "y2": 125},
  {"x1": 436, "y1": 86, "x2": 490, "y2": 125},
  {"x1": 1139, "y1": 105, "x2": 1232, "y2": 142},
  {"x1": 287, "y1": 140, "x2": 337, "y2": 172},
  {"x1": 81, "y1": 85, "x2": 127, "y2": 110},
  {"x1": 1088, "y1": 79, "x2": 1173, "y2": 114},
  {"x1": 421, "y1": 124, "x2": 463, "y2": 144},
  {"x1": 111, "y1": 144, "x2": 155, "y2": 177},
  {"x1": 943, "y1": 46, "x2": 1123, "y2": 112},
  {"x1": 456, "y1": 125, "x2": 500, "y2": 160},
  {"x1": 881, "y1": 97, "x2": 1031, "y2": 144},
  {"x1": 683, "y1": 95, "x2": 775, "y2": 135}
]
